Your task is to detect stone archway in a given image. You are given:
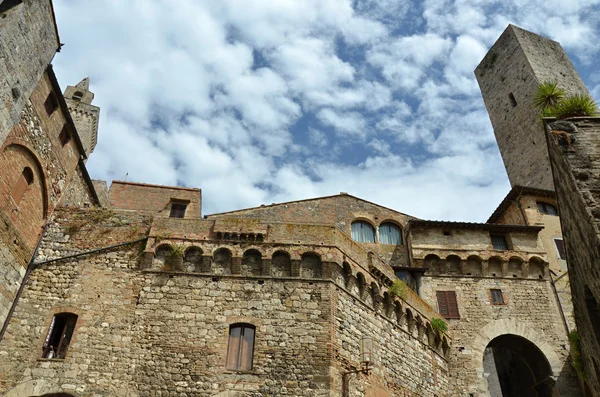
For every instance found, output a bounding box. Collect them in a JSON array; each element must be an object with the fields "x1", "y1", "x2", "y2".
[
  {"x1": 470, "y1": 319, "x2": 562, "y2": 395},
  {"x1": 483, "y1": 334, "x2": 555, "y2": 396}
]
